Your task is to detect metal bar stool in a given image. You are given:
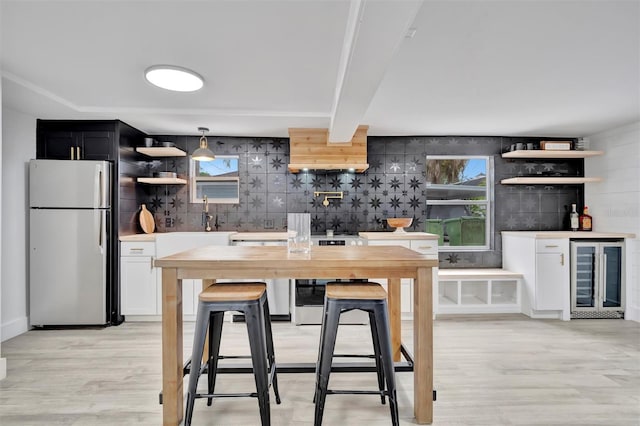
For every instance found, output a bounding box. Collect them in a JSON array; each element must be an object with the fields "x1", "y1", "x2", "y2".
[
  {"x1": 314, "y1": 282, "x2": 399, "y2": 426},
  {"x1": 185, "y1": 283, "x2": 281, "y2": 426}
]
